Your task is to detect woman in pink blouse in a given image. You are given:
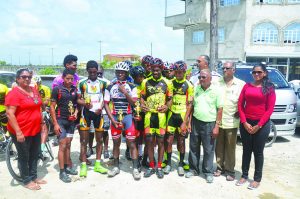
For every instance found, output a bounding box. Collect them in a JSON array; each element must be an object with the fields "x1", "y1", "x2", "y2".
[{"x1": 236, "y1": 63, "x2": 276, "y2": 190}]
